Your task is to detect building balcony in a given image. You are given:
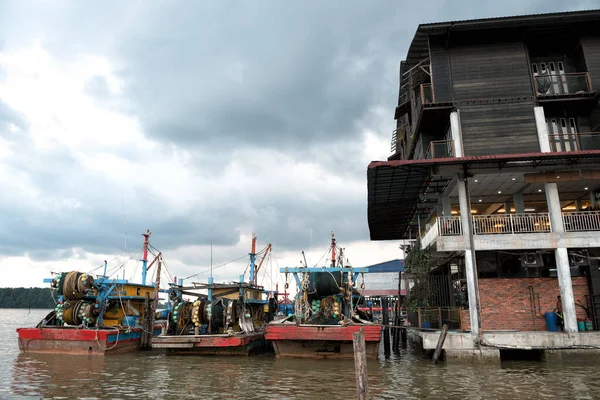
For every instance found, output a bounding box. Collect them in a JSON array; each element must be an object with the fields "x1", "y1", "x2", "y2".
[
  {"x1": 421, "y1": 212, "x2": 600, "y2": 251},
  {"x1": 533, "y1": 72, "x2": 593, "y2": 97},
  {"x1": 549, "y1": 132, "x2": 600, "y2": 152}
]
